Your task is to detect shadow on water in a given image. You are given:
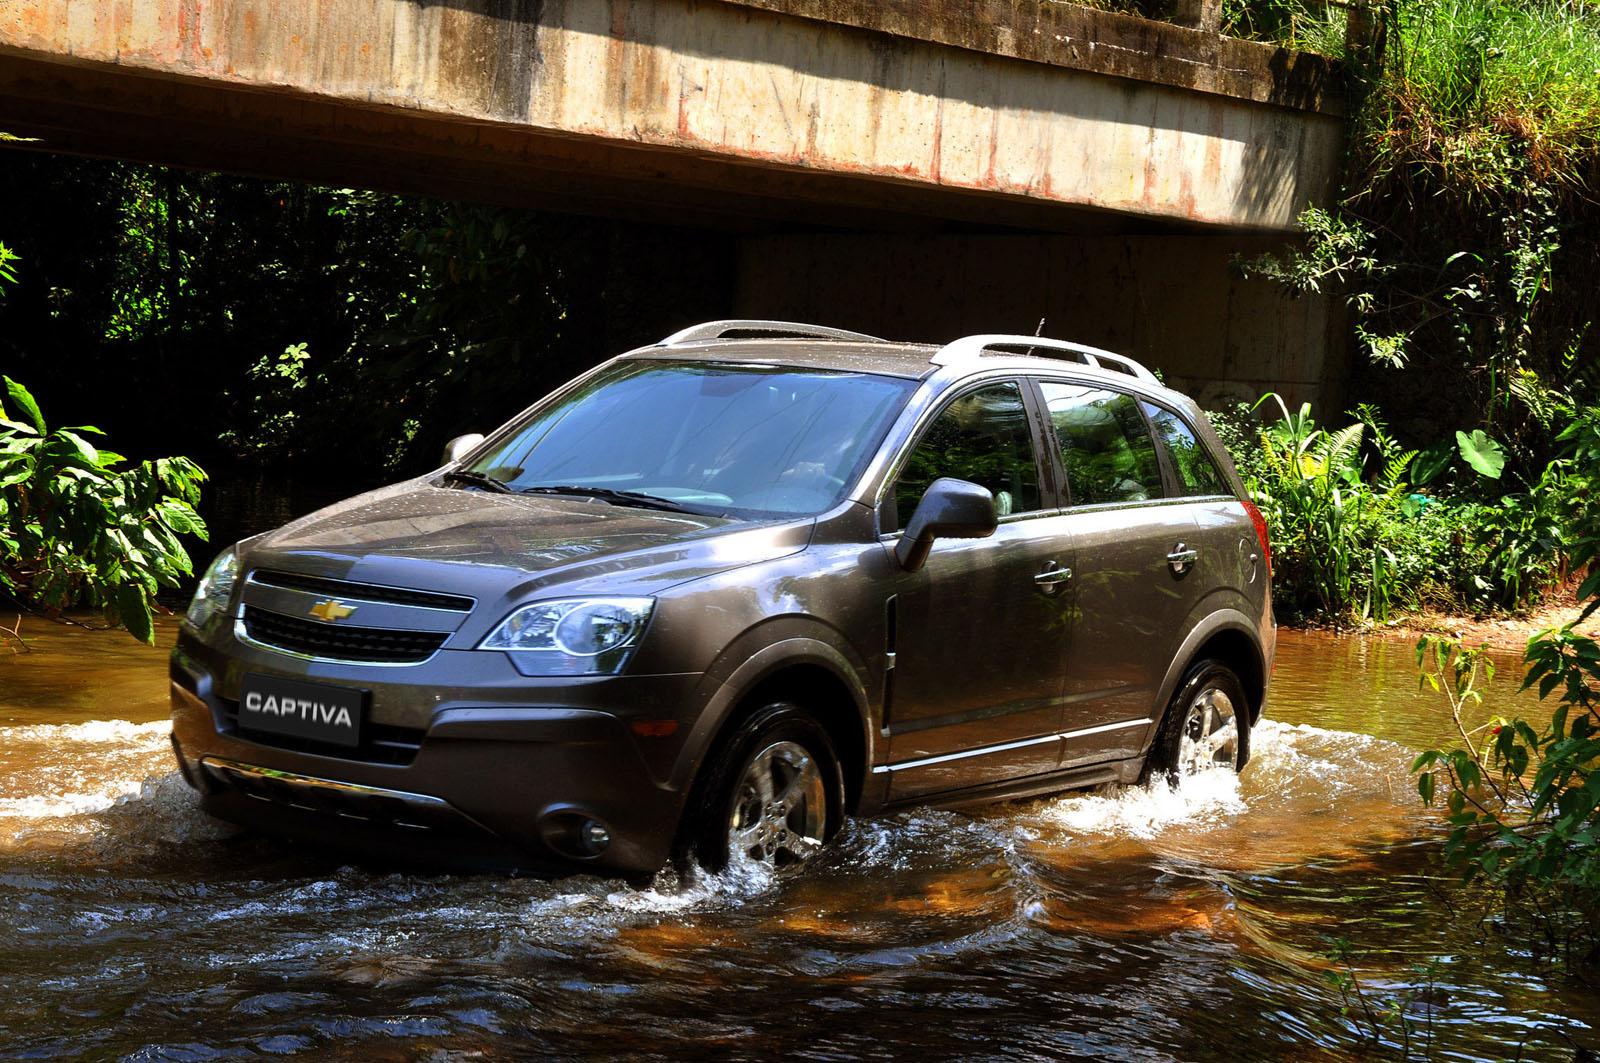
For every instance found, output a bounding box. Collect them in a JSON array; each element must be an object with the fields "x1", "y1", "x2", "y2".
[{"x1": 0, "y1": 623, "x2": 1595, "y2": 1059}]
